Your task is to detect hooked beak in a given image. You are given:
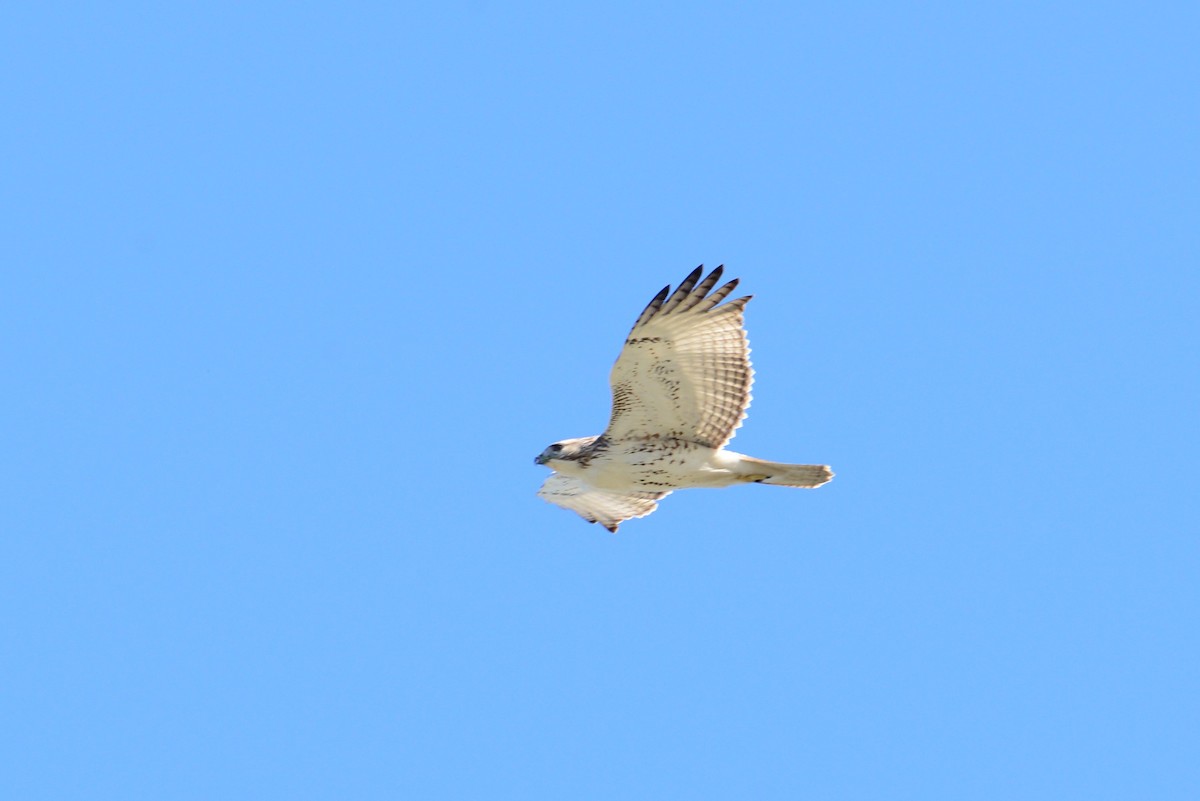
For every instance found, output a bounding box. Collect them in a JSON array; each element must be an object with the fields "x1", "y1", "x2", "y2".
[{"x1": 534, "y1": 453, "x2": 548, "y2": 465}]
